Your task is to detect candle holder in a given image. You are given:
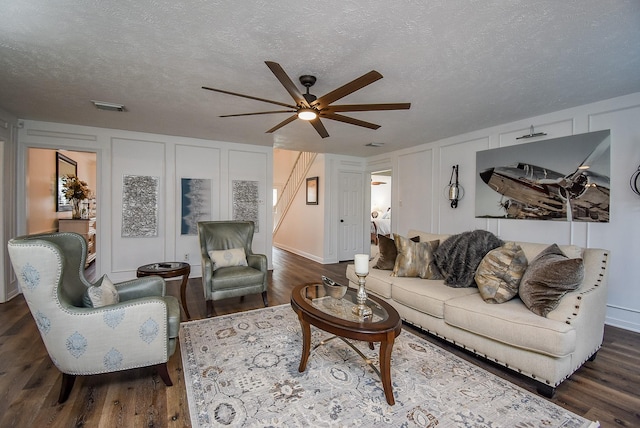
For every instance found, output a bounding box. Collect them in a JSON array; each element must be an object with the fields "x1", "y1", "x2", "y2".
[{"x1": 352, "y1": 272, "x2": 373, "y2": 318}]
